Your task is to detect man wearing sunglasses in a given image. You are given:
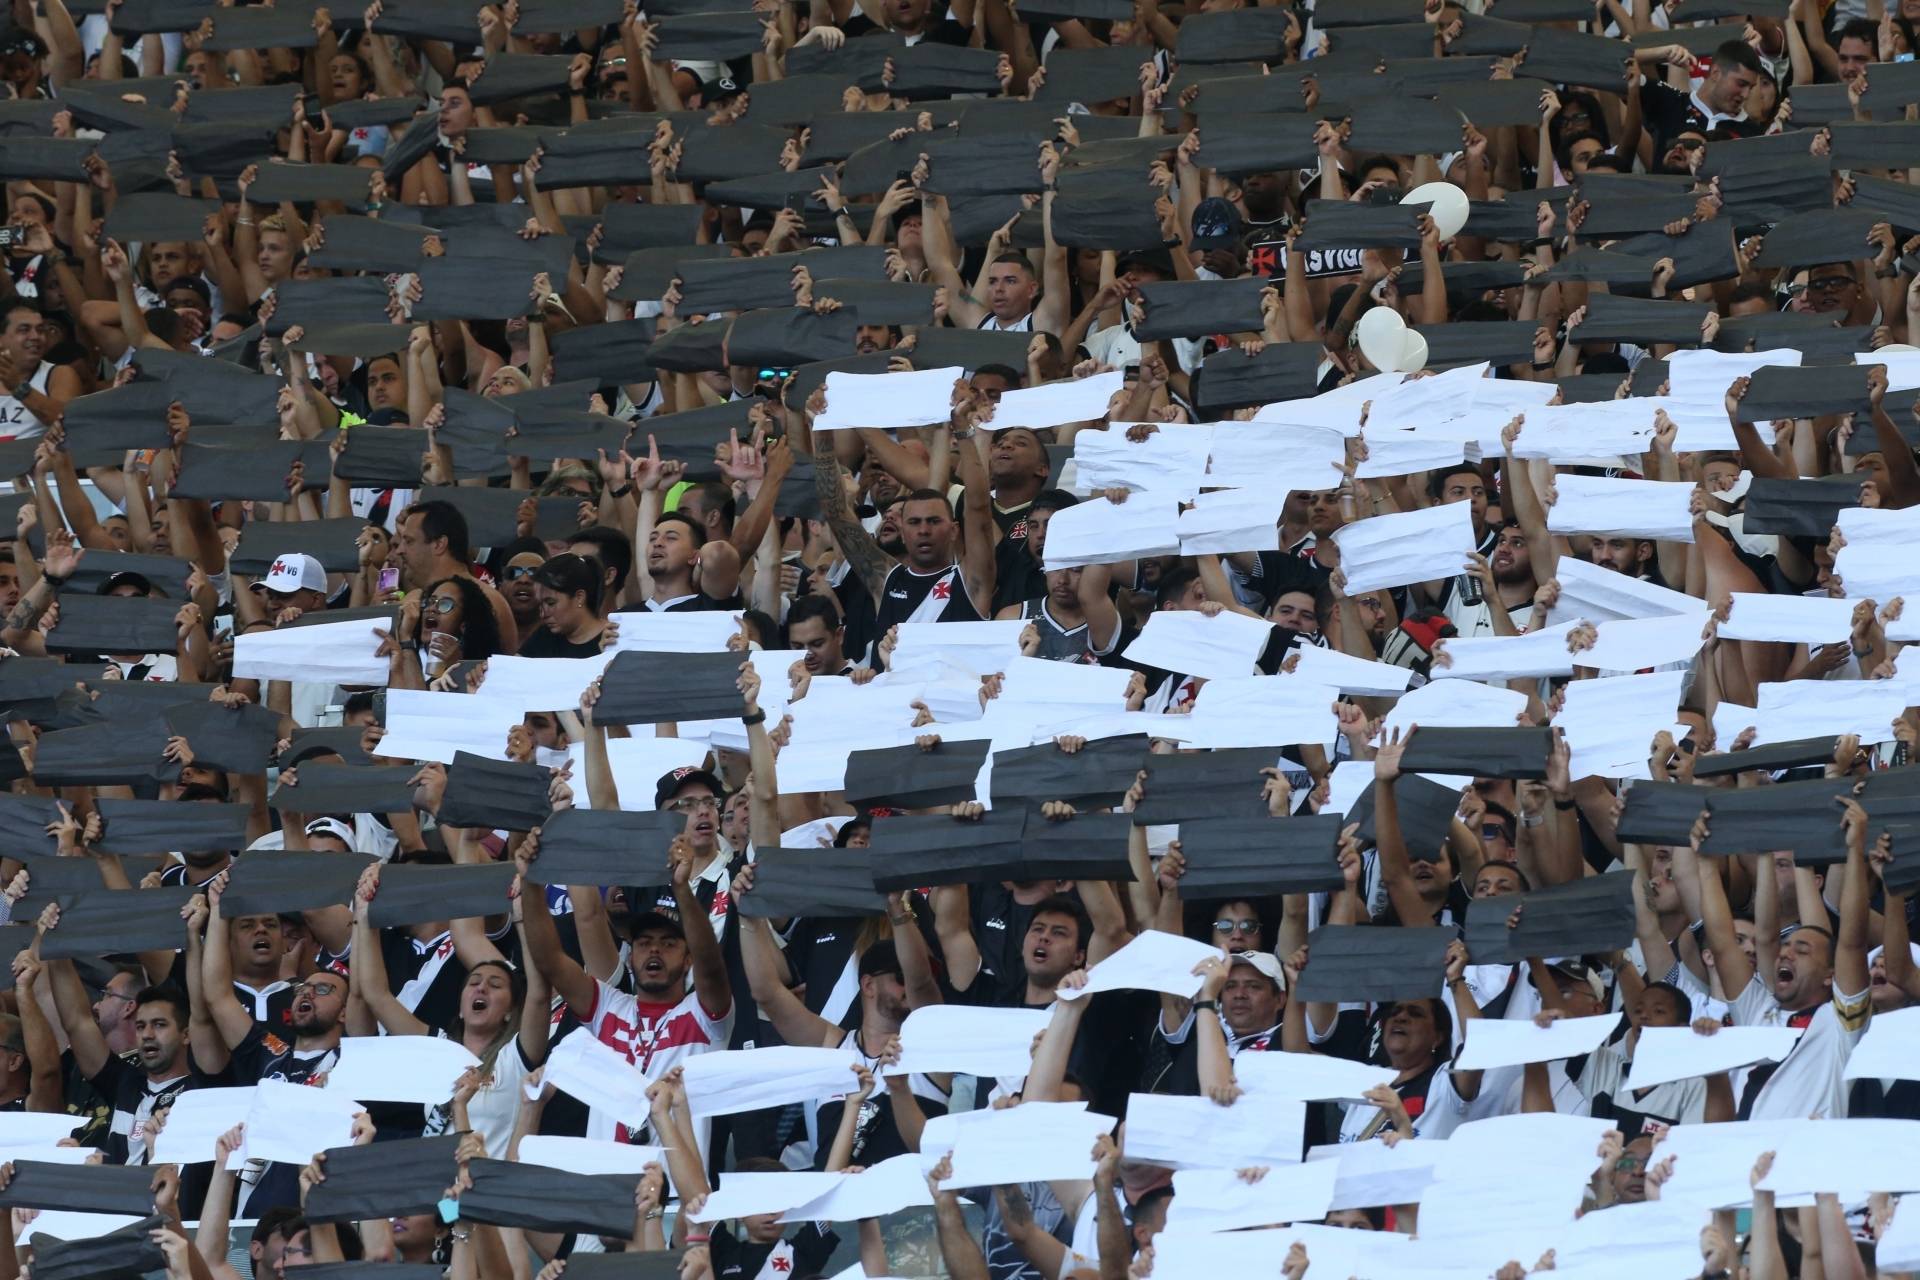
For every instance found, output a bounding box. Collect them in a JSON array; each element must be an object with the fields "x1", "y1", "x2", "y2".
[{"x1": 1783, "y1": 262, "x2": 1869, "y2": 324}]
